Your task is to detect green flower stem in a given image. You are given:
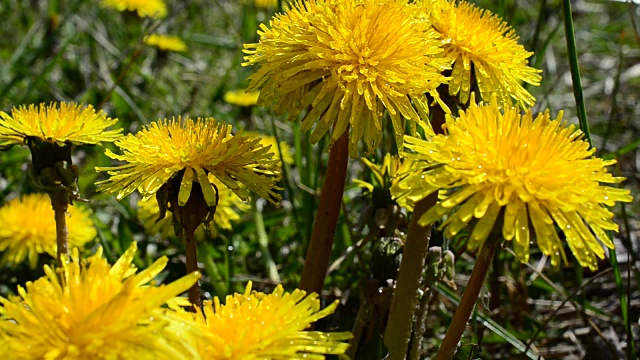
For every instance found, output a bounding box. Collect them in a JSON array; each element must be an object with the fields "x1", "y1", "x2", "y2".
[
  {"x1": 184, "y1": 229, "x2": 201, "y2": 310},
  {"x1": 384, "y1": 105, "x2": 448, "y2": 360},
  {"x1": 299, "y1": 130, "x2": 349, "y2": 295},
  {"x1": 383, "y1": 196, "x2": 436, "y2": 360},
  {"x1": 253, "y1": 197, "x2": 281, "y2": 283},
  {"x1": 434, "y1": 239, "x2": 500, "y2": 360},
  {"x1": 52, "y1": 199, "x2": 68, "y2": 266}
]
